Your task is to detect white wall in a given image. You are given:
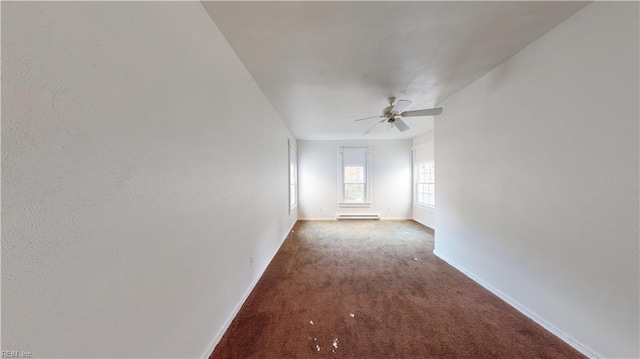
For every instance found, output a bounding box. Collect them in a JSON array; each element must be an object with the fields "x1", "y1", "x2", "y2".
[
  {"x1": 2, "y1": 2, "x2": 296, "y2": 358},
  {"x1": 434, "y1": 3, "x2": 639, "y2": 358},
  {"x1": 298, "y1": 140, "x2": 412, "y2": 220},
  {"x1": 412, "y1": 131, "x2": 435, "y2": 229}
]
